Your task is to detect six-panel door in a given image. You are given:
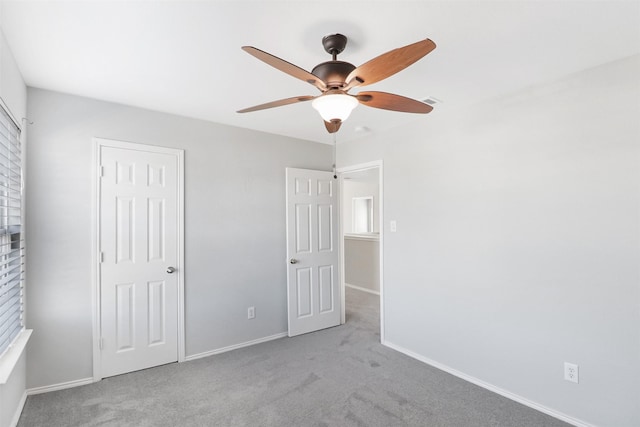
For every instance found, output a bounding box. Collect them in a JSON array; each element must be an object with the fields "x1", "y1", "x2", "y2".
[
  {"x1": 286, "y1": 168, "x2": 340, "y2": 336},
  {"x1": 100, "y1": 146, "x2": 179, "y2": 378}
]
